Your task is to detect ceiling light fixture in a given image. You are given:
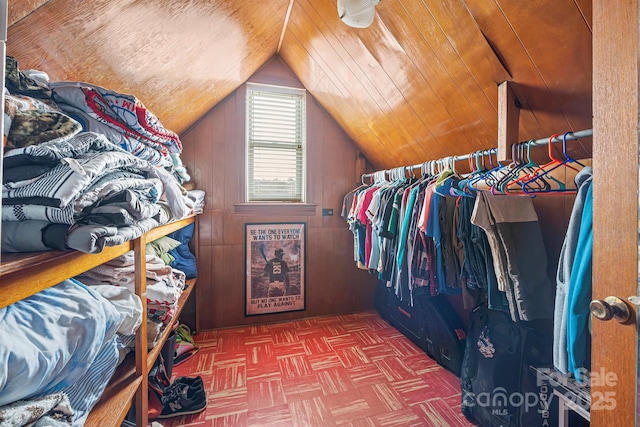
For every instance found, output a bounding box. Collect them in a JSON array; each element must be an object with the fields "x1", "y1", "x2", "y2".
[{"x1": 337, "y1": 0, "x2": 380, "y2": 28}]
